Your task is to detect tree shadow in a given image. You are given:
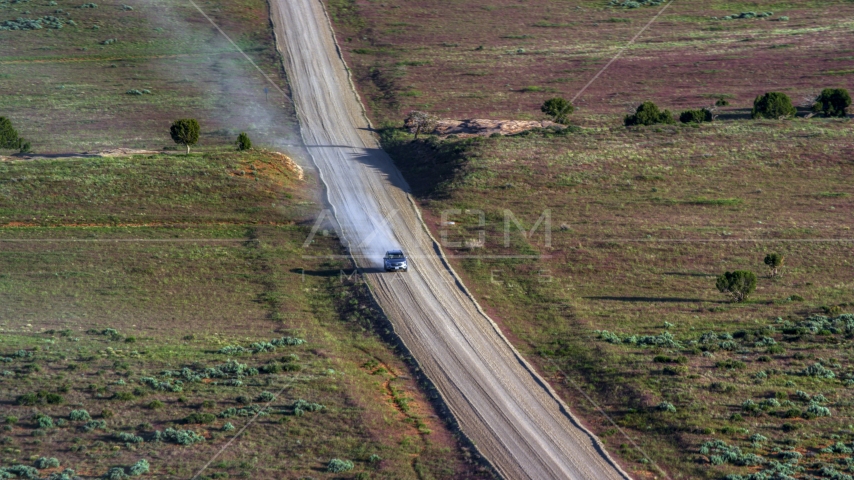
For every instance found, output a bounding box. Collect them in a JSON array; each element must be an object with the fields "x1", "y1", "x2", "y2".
[
  {"x1": 584, "y1": 296, "x2": 718, "y2": 303},
  {"x1": 663, "y1": 271, "x2": 716, "y2": 278}
]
